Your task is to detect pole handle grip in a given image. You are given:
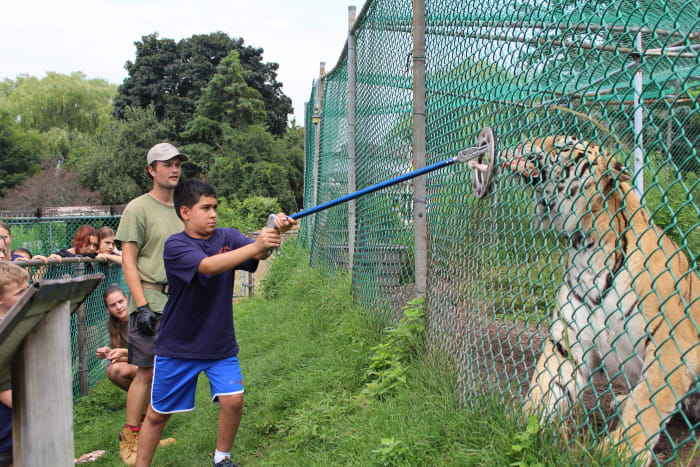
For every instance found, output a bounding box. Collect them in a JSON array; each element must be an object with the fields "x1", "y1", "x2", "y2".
[{"x1": 265, "y1": 213, "x2": 279, "y2": 256}]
